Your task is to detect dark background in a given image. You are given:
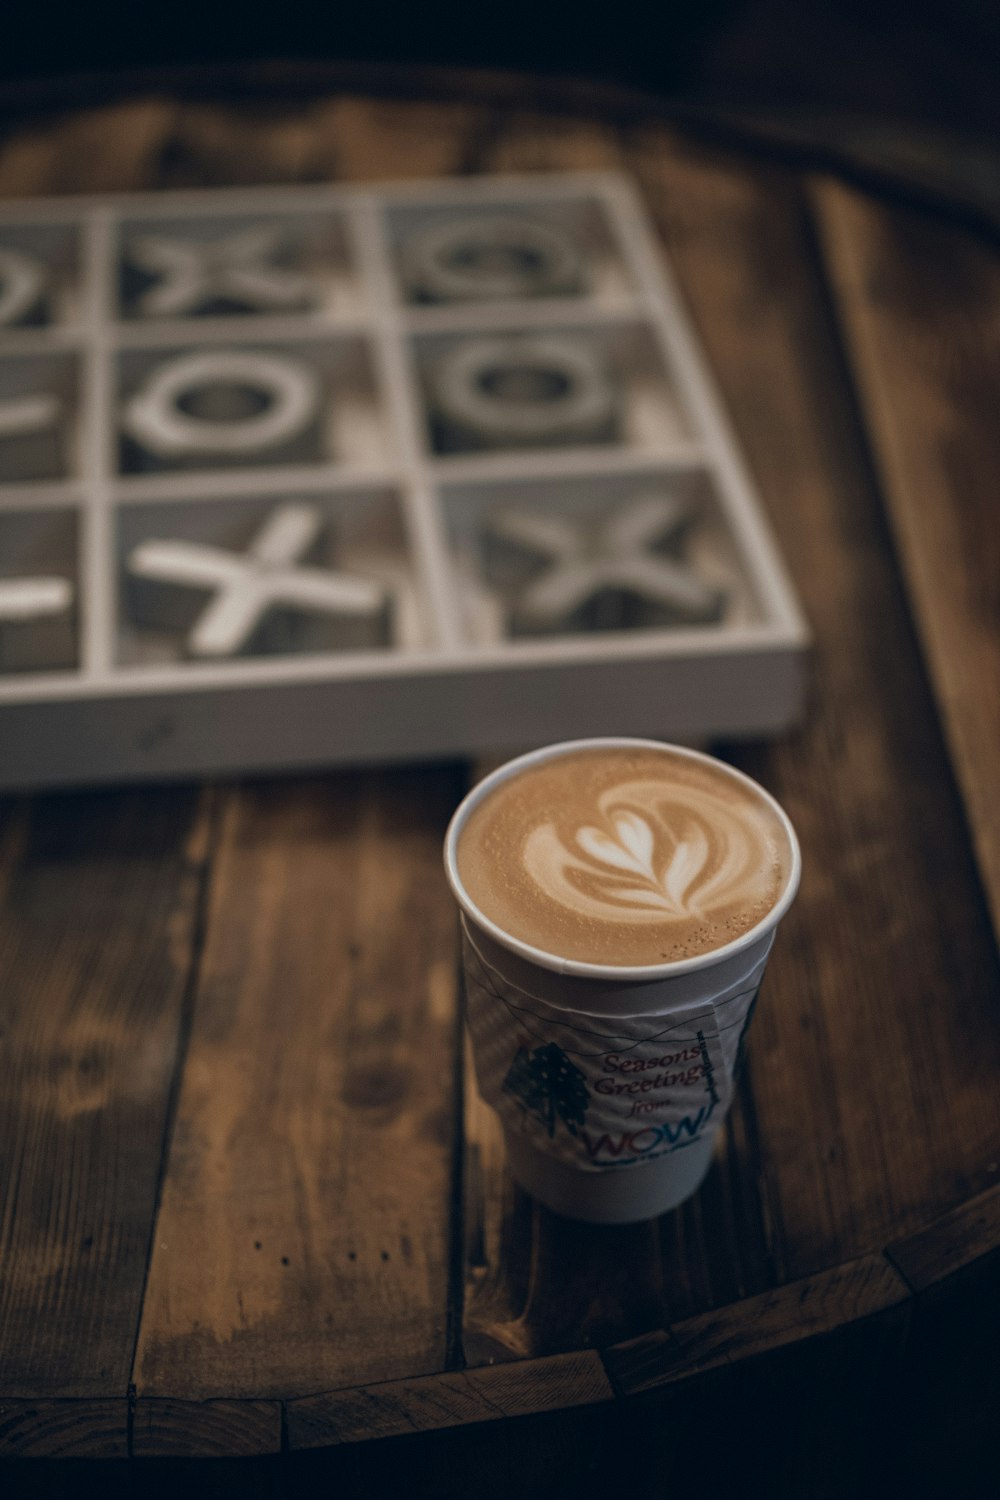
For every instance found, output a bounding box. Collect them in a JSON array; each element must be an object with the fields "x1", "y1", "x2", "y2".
[{"x1": 2, "y1": 0, "x2": 999, "y2": 140}]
